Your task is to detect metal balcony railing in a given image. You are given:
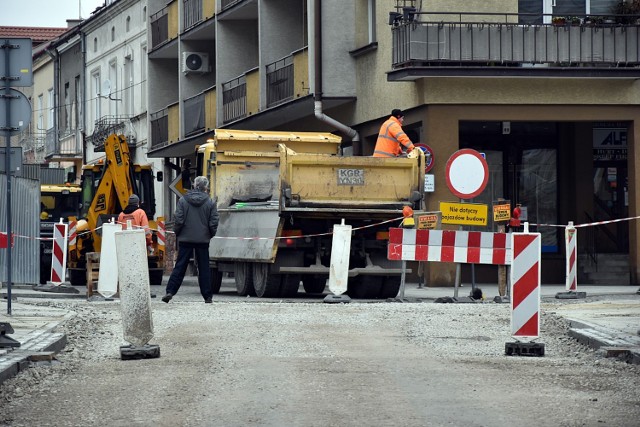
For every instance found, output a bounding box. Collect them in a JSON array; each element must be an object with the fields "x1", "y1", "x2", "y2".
[
  {"x1": 44, "y1": 128, "x2": 56, "y2": 158},
  {"x1": 89, "y1": 117, "x2": 136, "y2": 152},
  {"x1": 184, "y1": 92, "x2": 205, "y2": 136},
  {"x1": 391, "y1": 12, "x2": 640, "y2": 69},
  {"x1": 150, "y1": 7, "x2": 169, "y2": 49},
  {"x1": 222, "y1": 75, "x2": 246, "y2": 123},
  {"x1": 221, "y1": 0, "x2": 242, "y2": 10},
  {"x1": 183, "y1": 0, "x2": 203, "y2": 30},
  {"x1": 266, "y1": 55, "x2": 294, "y2": 108},
  {"x1": 150, "y1": 109, "x2": 169, "y2": 150}
]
